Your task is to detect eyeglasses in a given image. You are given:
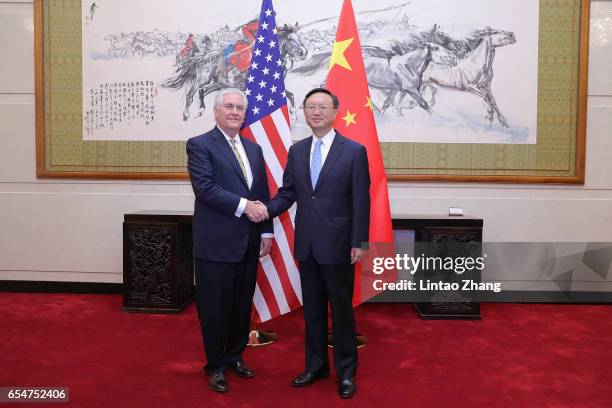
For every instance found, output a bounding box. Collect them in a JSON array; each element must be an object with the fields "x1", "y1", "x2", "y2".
[
  {"x1": 223, "y1": 103, "x2": 246, "y2": 112},
  {"x1": 304, "y1": 105, "x2": 335, "y2": 113}
]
